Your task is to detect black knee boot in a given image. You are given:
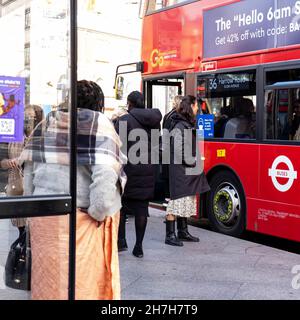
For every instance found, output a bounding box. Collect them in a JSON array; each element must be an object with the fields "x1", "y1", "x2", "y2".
[
  {"x1": 177, "y1": 217, "x2": 199, "y2": 242},
  {"x1": 165, "y1": 220, "x2": 183, "y2": 246}
]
